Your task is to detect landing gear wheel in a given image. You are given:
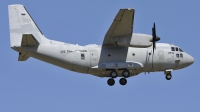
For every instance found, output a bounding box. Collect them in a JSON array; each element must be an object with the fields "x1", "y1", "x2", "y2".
[
  {"x1": 110, "y1": 70, "x2": 118, "y2": 78},
  {"x1": 107, "y1": 78, "x2": 115, "y2": 86},
  {"x1": 166, "y1": 74, "x2": 172, "y2": 80},
  {"x1": 122, "y1": 70, "x2": 130, "y2": 78},
  {"x1": 119, "y1": 78, "x2": 127, "y2": 85}
]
